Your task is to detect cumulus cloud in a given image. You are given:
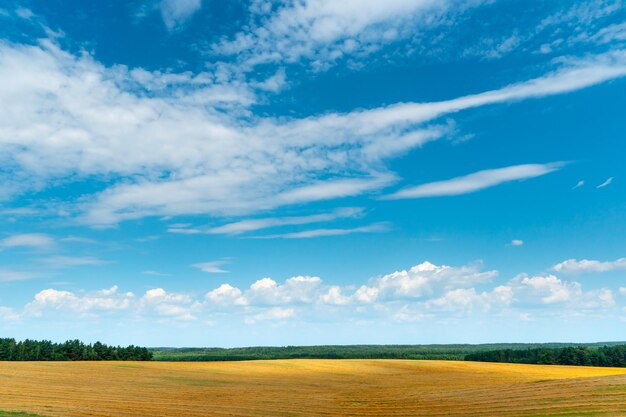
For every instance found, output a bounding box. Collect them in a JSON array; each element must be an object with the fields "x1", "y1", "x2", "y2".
[
  {"x1": 511, "y1": 274, "x2": 581, "y2": 304},
  {"x1": 425, "y1": 286, "x2": 513, "y2": 312},
  {"x1": 140, "y1": 288, "x2": 197, "y2": 321},
  {"x1": 320, "y1": 286, "x2": 352, "y2": 306},
  {"x1": 418, "y1": 273, "x2": 614, "y2": 318},
  {"x1": 384, "y1": 163, "x2": 563, "y2": 199},
  {"x1": 25, "y1": 286, "x2": 134, "y2": 317},
  {"x1": 552, "y1": 257, "x2": 626, "y2": 274},
  {"x1": 5, "y1": 259, "x2": 621, "y2": 324},
  {"x1": 205, "y1": 284, "x2": 244, "y2": 306},
  {"x1": 355, "y1": 261, "x2": 498, "y2": 303},
  {"x1": 240, "y1": 276, "x2": 323, "y2": 306},
  {"x1": 510, "y1": 239, "x2": 524, "y2": 246},
  {"x1": 354, "y1": 285, "x2": 380, "y2": 304}
]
